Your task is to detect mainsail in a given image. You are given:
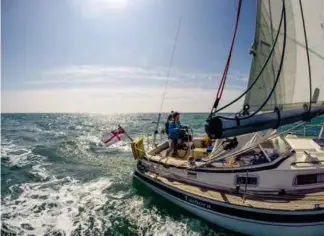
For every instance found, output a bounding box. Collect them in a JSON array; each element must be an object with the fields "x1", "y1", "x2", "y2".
[
  {"x1": 245, "y1": 0, "x2": 324, "y2": 111},
  {"x1": 205, "y1": 0, "x2": 324, "y2": 139}
]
